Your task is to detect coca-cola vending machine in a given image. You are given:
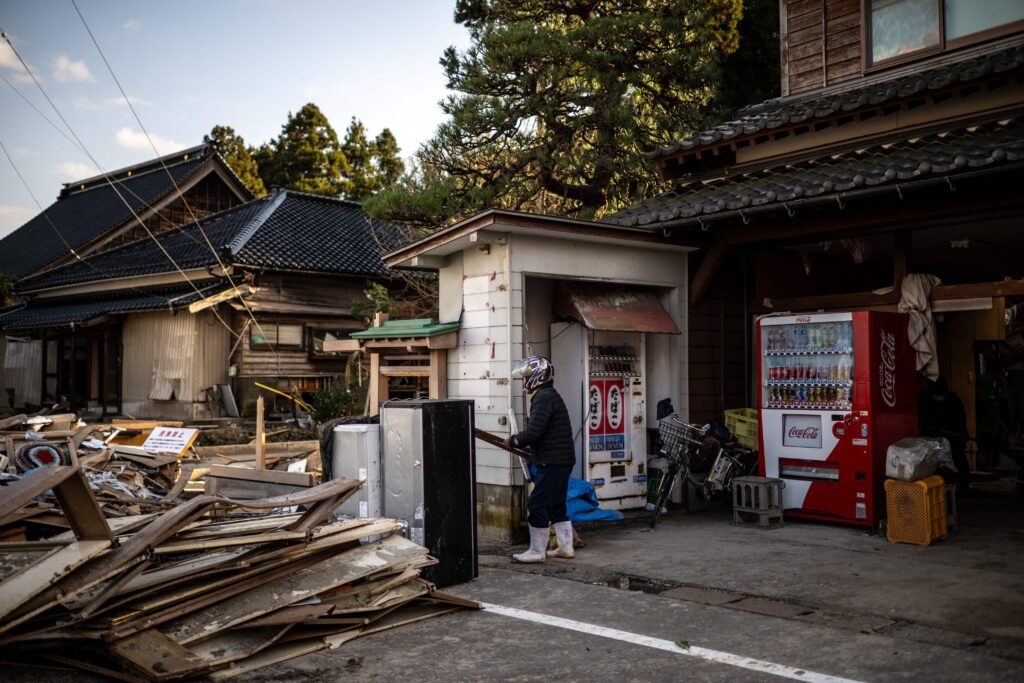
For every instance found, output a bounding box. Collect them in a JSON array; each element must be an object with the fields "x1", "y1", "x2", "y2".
[{"x1": 757, "y1": 311, "x2": 916, "y2": 525}]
